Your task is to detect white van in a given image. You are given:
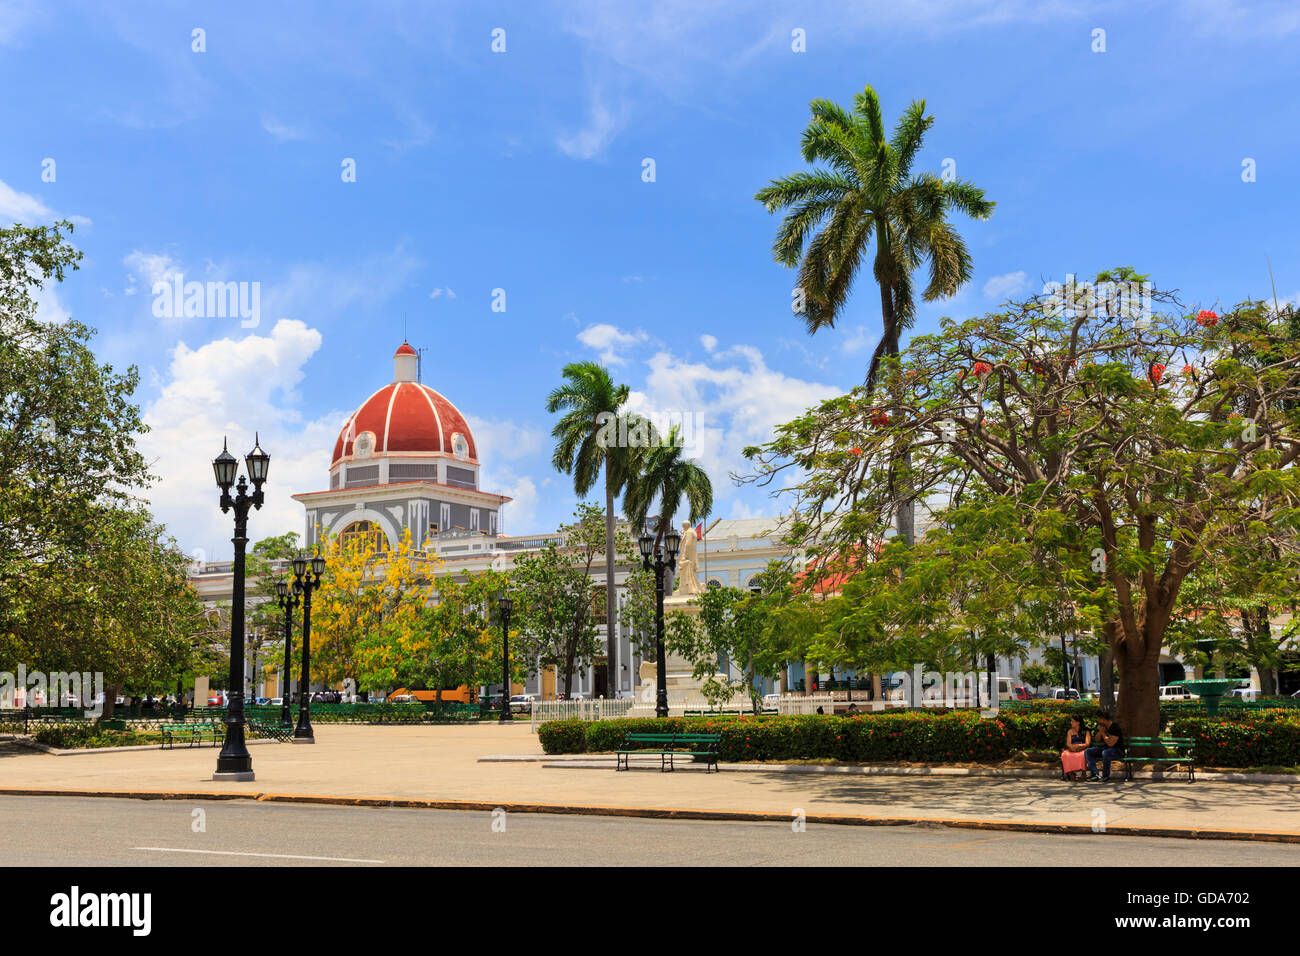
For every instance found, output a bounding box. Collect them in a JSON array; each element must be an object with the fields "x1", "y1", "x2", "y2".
[{"x1": 1159, "y1": 685, "x2": 1196, "y2": 701}]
